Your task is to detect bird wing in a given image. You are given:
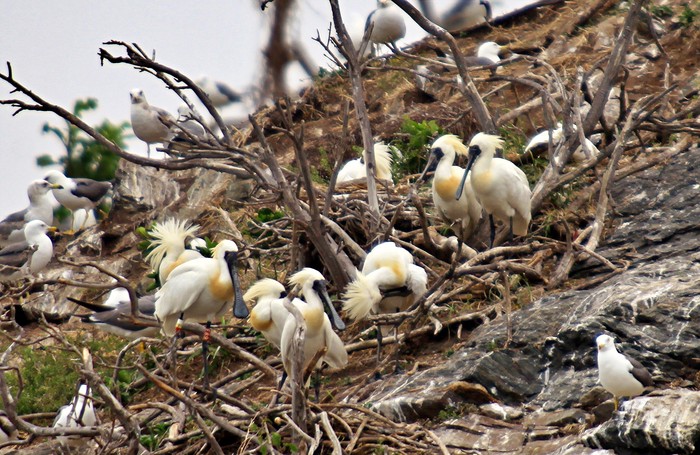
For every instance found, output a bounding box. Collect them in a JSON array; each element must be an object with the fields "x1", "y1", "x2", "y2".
[
  {"x1": 155, "y1": 270, "x2": 206, "y2": 318},
  {"x1": 627, "y1": 356, "x2": 653, "y2": 387},
  {"x1": 0, "y1": 241, "x2": 33, "y2": 268},
  {"x1": 71, "y1": 179, "x2": 111, "y2": 202},
  {"x1": 215, "y1": 82, "x2": 241, "y2": 103},
  {"x1": 154, "y1": 107, "x2": 175, "y2": 123},
  {"x1": 1, "y1": 208, "x2": 28, "y2": 224}
]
